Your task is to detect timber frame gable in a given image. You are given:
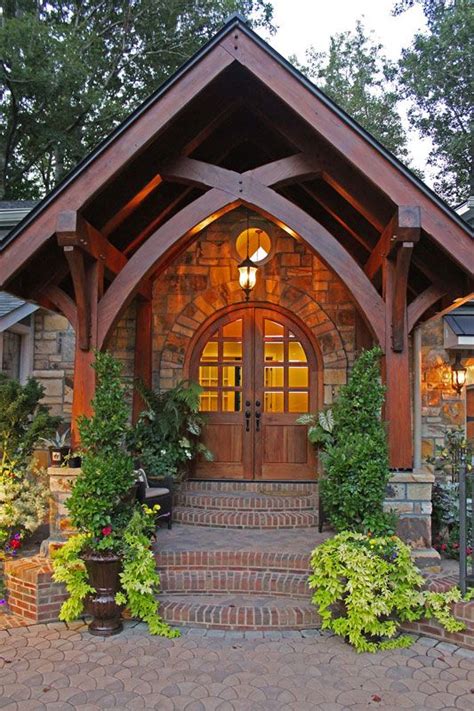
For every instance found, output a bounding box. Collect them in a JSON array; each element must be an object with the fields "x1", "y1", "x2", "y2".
[{"x1": 1, "y1": 14, "x2": 472, "y2": 469}]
